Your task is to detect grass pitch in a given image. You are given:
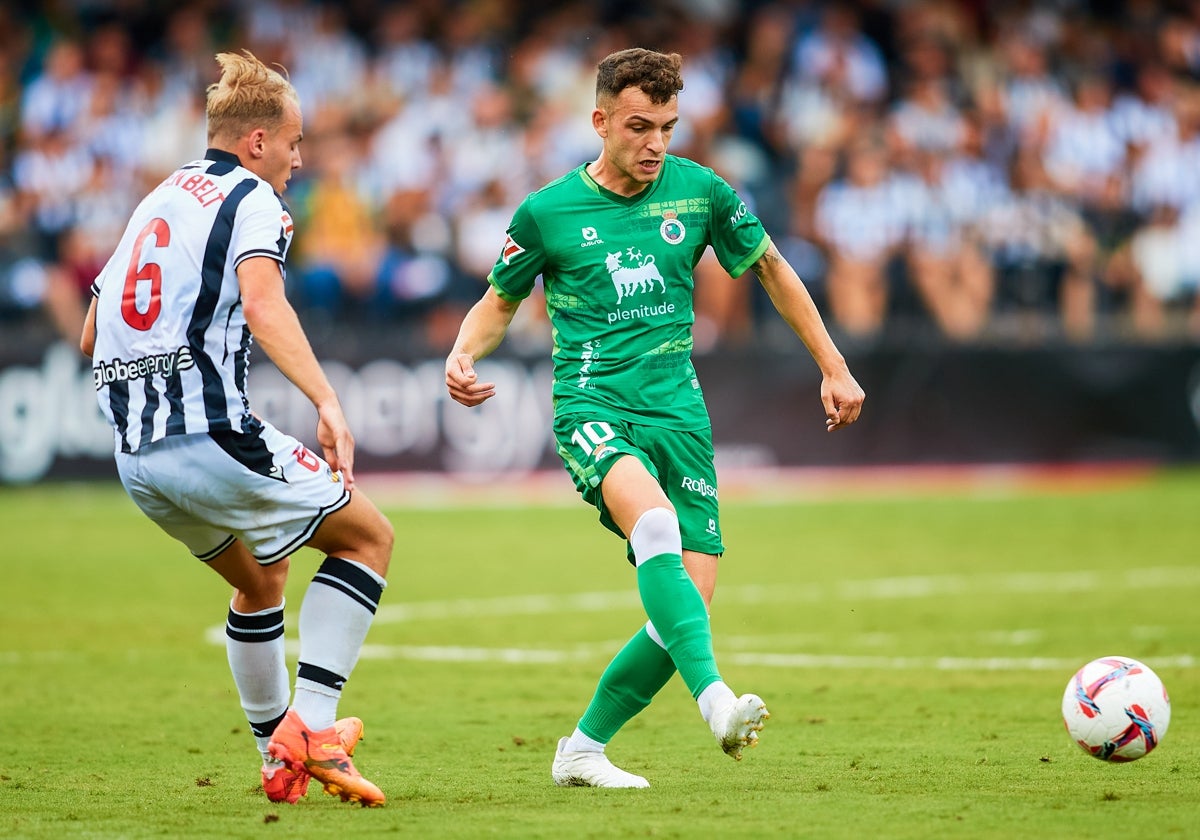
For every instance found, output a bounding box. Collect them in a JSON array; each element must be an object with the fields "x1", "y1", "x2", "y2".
[{"x1": 2, "y1": 468, "x2": 1198, "y2": 838}]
